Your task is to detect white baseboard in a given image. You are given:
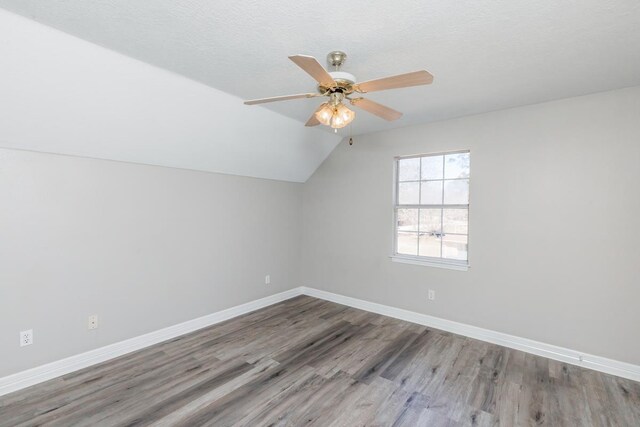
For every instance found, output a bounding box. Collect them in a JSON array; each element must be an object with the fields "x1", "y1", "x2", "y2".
[
  {"x1": 0, "y1": 288, "x2": 303, "y2": 397},
  {"x1": 300, "y1": 286, "x2": 640, "y2": 382},
  {"x1": 2, "y1": 286, "x2": 638, "y2": 397}
]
